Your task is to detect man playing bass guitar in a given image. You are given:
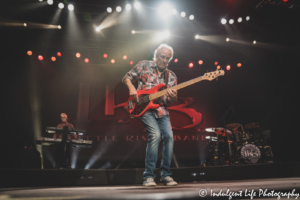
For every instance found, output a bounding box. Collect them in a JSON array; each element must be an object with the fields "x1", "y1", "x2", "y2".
[{"x1": 122, "y1": 44, "x2": 178, "y2": 187}]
